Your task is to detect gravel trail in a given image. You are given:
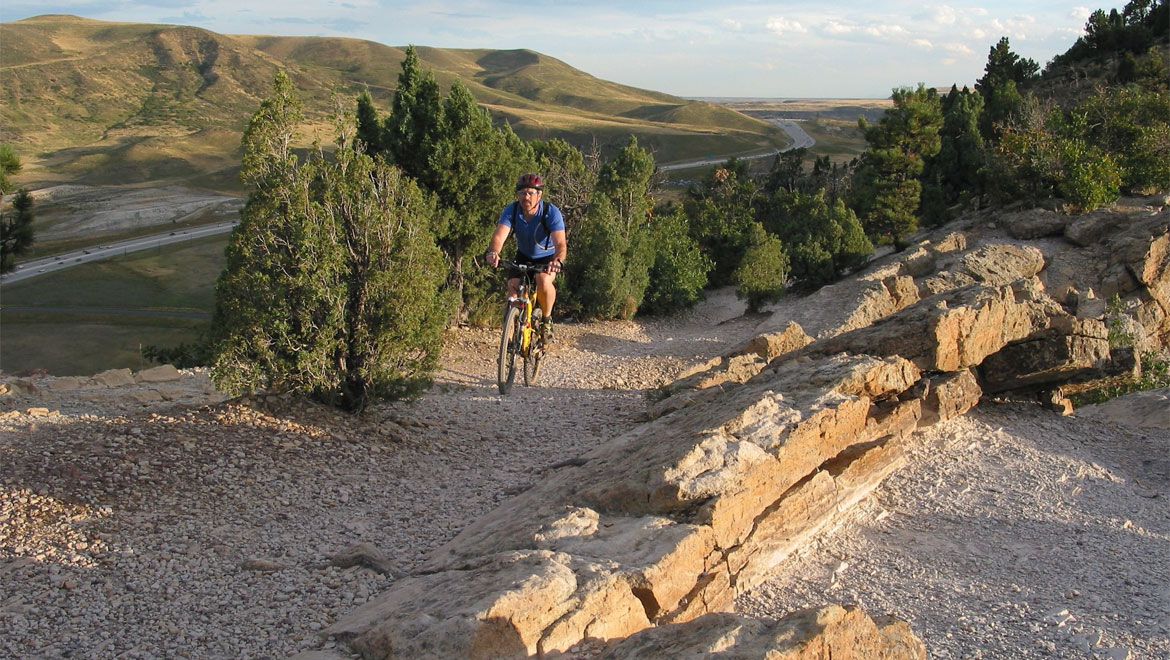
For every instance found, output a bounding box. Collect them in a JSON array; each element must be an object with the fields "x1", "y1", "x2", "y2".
[{"x1": 2, "y1": 287, "x2": 1167, "y2": 659}]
